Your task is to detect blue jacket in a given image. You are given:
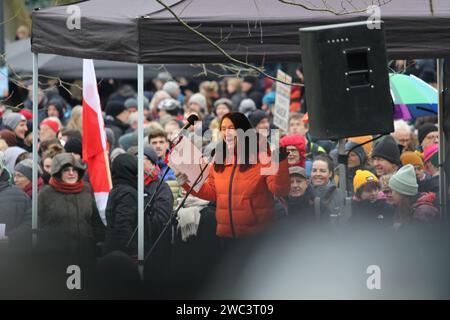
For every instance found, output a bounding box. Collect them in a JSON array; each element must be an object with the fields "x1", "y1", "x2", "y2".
[{"x1": 157, "y1": 158, "x2": 176, "y2": 181}]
